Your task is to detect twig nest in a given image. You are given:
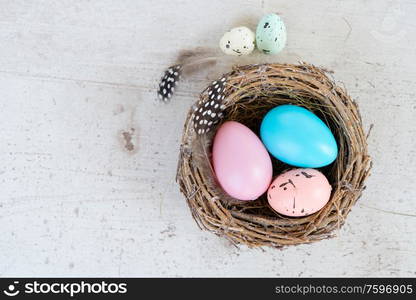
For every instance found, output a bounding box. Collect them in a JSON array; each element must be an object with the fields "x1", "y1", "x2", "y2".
[{"x1": 177, "y1": 63, "x2": 372, "y2": 248}]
